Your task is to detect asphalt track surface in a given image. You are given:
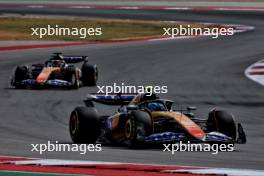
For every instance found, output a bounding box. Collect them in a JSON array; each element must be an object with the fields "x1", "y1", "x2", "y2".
[{"x1": 0, "y1": 7, "x2": 264, "y2": 170}]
